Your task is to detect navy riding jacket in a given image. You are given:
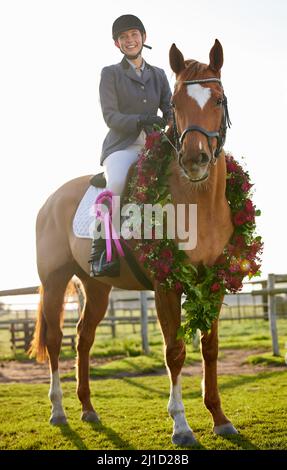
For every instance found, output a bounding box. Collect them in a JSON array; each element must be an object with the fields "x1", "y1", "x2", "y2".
[{"x1": 99, "y1": 57, "x2": 172, "y2": 164}]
